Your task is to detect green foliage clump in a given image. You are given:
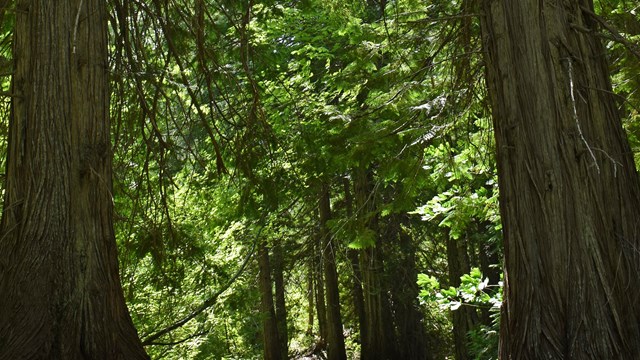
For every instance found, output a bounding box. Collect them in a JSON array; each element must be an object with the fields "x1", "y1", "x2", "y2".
[{"x1": 418, "y1": 268, "x2": 502, "y2": 360}]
